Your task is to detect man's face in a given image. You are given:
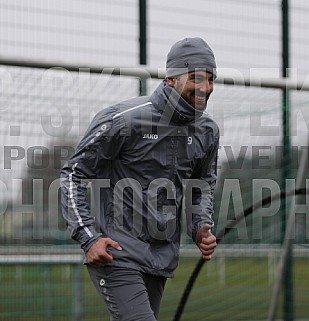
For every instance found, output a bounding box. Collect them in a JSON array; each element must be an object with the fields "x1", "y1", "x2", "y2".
[{"x1": 167, "y1": 71, "x2": 214, "y2": 110}]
